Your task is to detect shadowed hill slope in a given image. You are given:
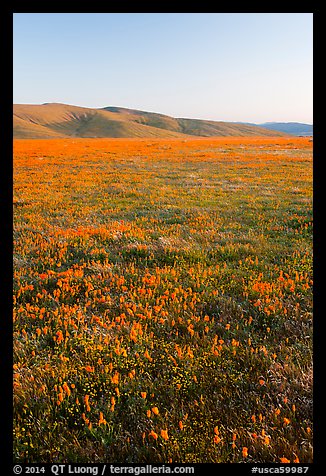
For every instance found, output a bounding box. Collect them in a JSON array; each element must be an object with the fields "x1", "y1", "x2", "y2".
[{"x1": 102, "y1": 106, "x2": 288, "y2": 137}]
